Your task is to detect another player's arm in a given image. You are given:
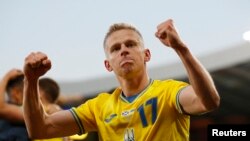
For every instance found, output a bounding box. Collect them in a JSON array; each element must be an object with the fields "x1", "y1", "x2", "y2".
[
  {"x1": 0, "y1": 69, "x2": 24, "y2": 122},
  {"x1": 23, "y1": 52, "x2": 80, "y2": 139},
  {"x1": 155, "y1": 19, "x2": 220, "y2": 115}
]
